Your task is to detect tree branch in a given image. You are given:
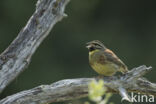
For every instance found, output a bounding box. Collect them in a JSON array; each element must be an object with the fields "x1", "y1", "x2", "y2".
[
  {"x1": 0, "y1": 0, "x2": 70, "y2": 93},
  {"x1": 0, "y1": 65, "x2": 155, "y2": 104}
]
